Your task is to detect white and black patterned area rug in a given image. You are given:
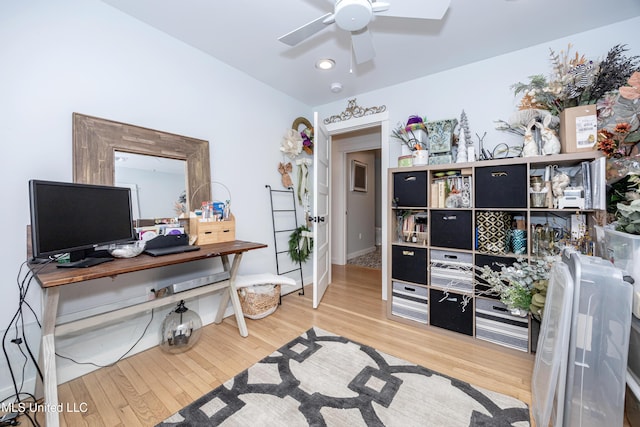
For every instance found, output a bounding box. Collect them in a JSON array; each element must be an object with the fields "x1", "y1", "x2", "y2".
[{"x1": 157, "y1": 327, "x2": 530, "y2": 426}]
